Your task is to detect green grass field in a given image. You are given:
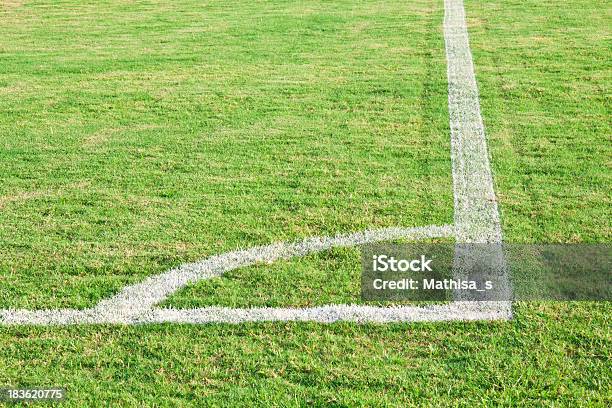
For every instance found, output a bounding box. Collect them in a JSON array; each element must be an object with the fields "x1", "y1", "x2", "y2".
[
  {"x1": 1, "y1": 0, "x2": 610, "y2": 406},
  {"x1": 0, "y1": 0, "x2": 452, "y2": 310}
]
